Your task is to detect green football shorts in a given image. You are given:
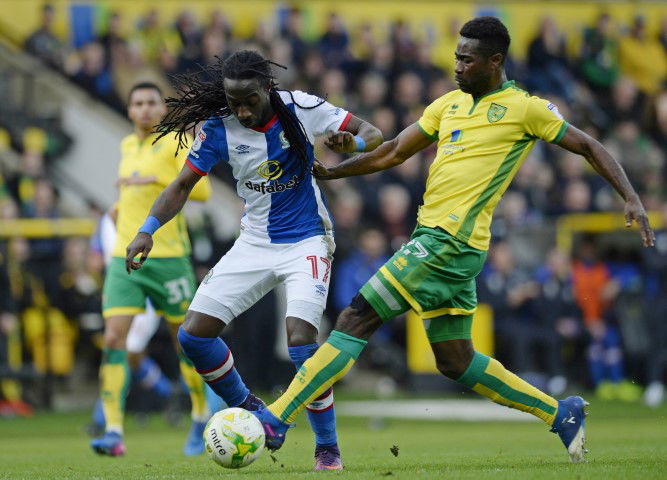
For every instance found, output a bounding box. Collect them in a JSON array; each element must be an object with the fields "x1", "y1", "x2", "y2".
[
  {"x1": 360, "y1": 225, "x2": 487, "y2": 342},
  {"x1": 102, "y1": 257, "x2": 196, "y2": 323}
]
